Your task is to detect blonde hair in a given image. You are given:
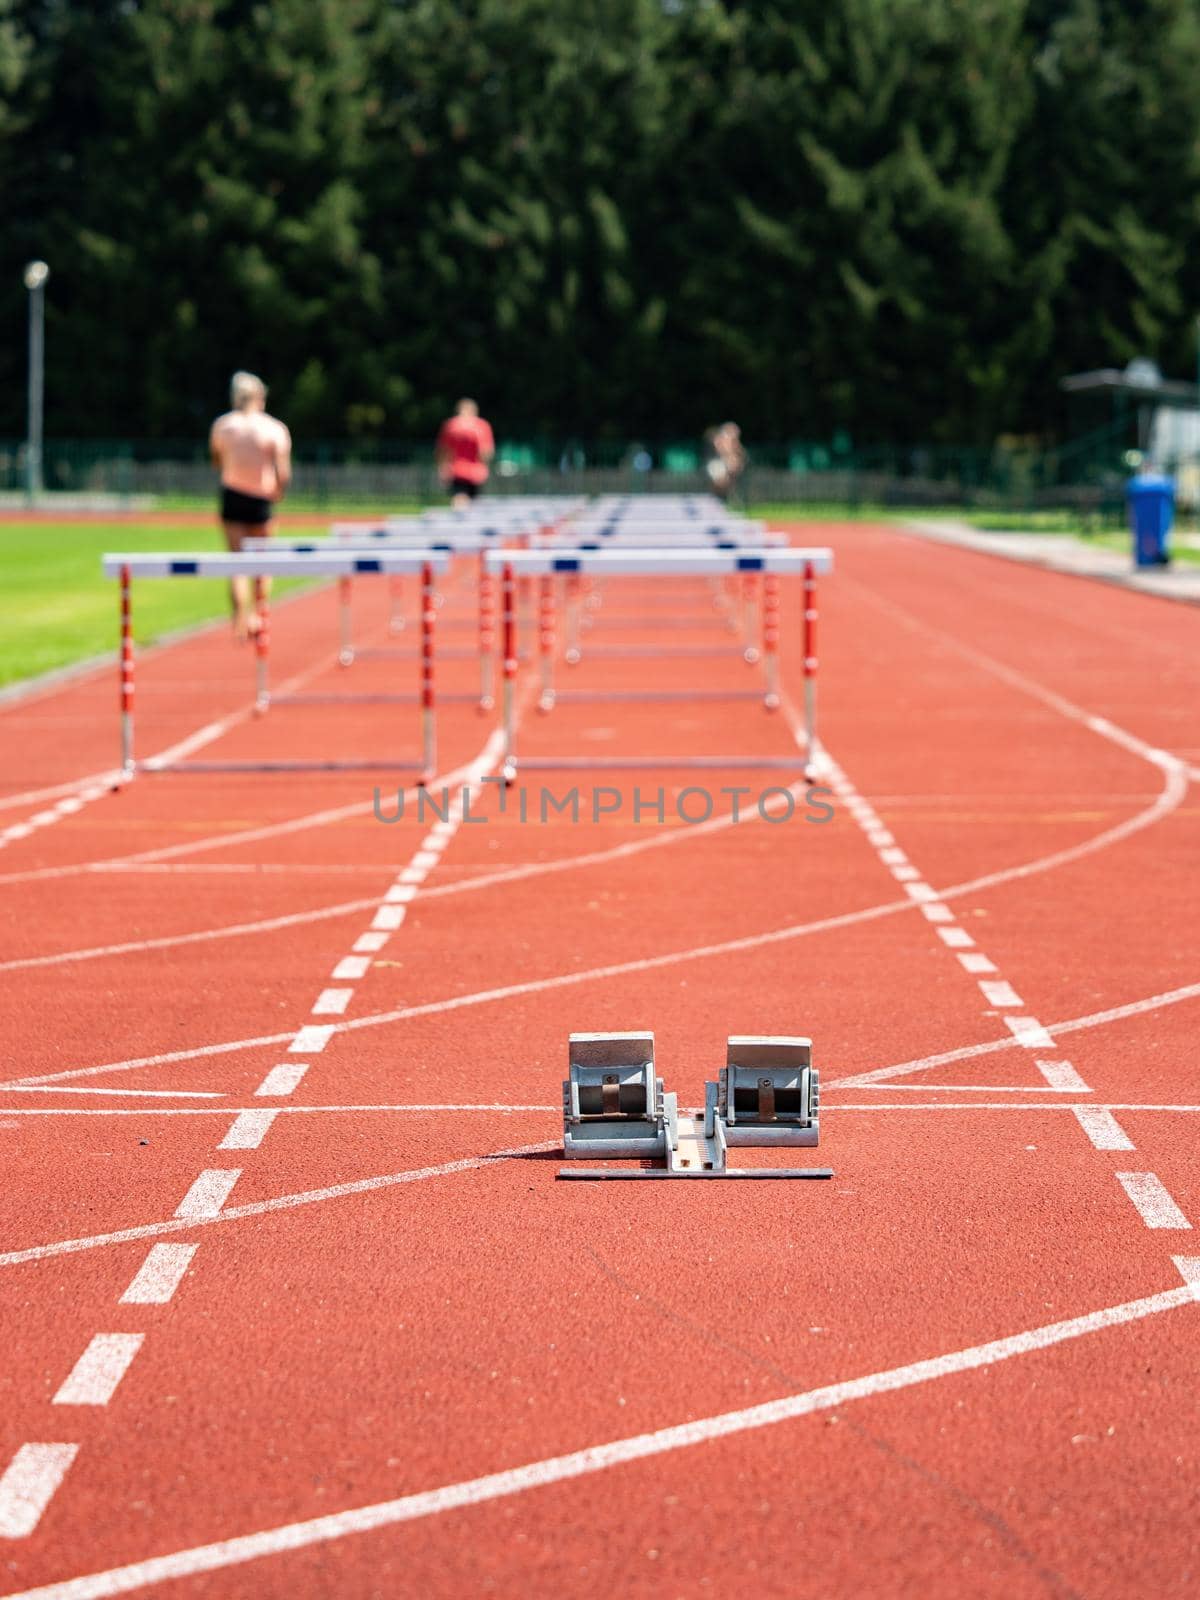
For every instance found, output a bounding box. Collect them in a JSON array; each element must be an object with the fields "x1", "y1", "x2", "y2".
[{"x1": 231, "y1": 371, "x2": 266, "y2": 410}]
